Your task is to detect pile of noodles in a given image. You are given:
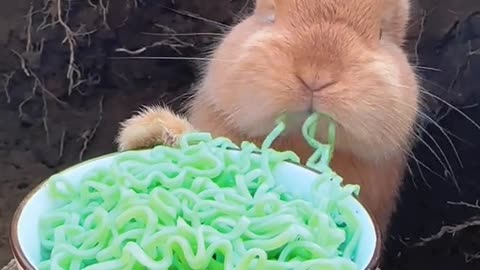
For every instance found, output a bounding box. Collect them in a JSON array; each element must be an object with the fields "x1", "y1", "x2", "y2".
[{"x1": 38, "y1": 113, "x2": 362, "y2": 270}]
